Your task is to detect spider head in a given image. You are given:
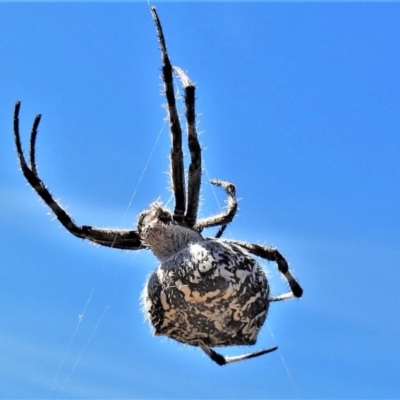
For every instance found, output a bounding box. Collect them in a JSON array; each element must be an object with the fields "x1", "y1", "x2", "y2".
[{"x1": 137, "y1": 201, "x2": 202, "y2": 261}]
